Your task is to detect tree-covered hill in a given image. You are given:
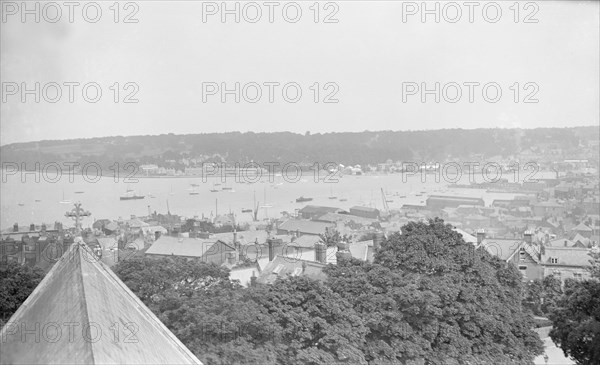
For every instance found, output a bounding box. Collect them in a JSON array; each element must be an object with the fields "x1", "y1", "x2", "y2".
[{"x1": 1, "y1": 127, "x2": 597, "y2": 169}]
